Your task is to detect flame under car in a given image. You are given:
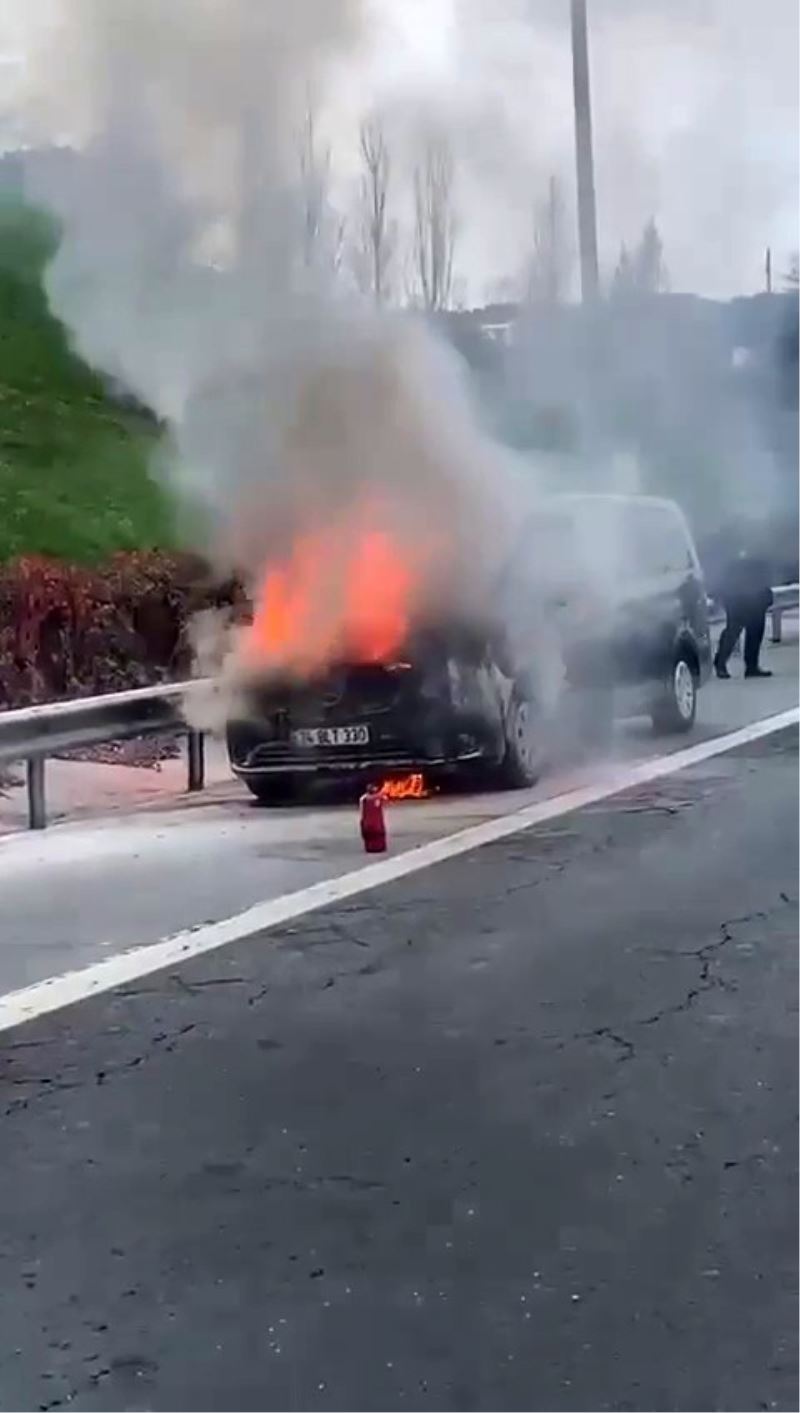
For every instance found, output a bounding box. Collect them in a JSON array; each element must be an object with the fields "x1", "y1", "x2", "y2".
[{"x1": 225, "y1": 628, "x2": 545, "y2": 803}]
